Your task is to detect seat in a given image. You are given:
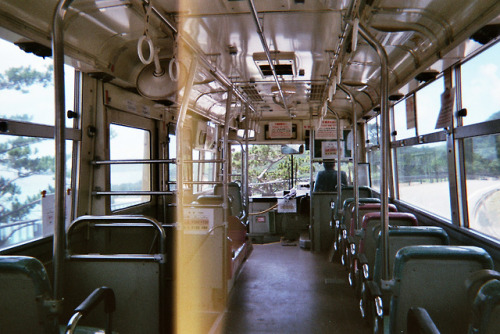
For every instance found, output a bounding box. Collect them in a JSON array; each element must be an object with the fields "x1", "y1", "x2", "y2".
[
  {"x1": 331, "y1": 197, "x2": 380, "y2": 261},
  {"x1": 65, "y1": 215, "x2": 167, "y2": 334},
  {"x1": 350, "y1": 211, "x2": 417, "y2": 293},
  {"x1": 334, "y1": 185, "x2": 373, "y2": 220},
  {"x1": 0, "y1": 255, "x2": 115, "y2": 334},
  {"x1": 360, "y1": 226, "x2": 450, "y2": 330},
  {"x1": 389, "y1": 245, "x2": 493, "y2": 334},
  {"x1": 343, "y1": 203, "x2": 397, "y2": 271},
  {"x1": 215, "y1": 182, "x2": 245, "y2": 220},
  {"x1": 466, "y1": 269, "x2": 500, "y2": 334}
]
